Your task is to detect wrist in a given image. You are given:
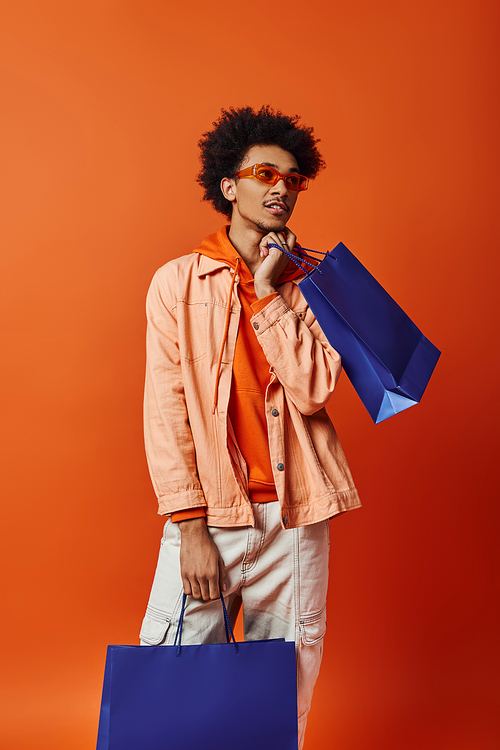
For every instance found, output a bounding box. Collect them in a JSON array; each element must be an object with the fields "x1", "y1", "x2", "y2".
[
  {"x1": 254, "y1": 283, "x2": 276, "y2": 300},
  {"x1": 178, "y1": 516, "x2": 208, "y2": 535}
]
